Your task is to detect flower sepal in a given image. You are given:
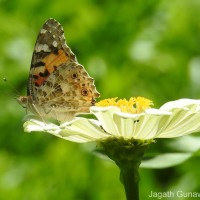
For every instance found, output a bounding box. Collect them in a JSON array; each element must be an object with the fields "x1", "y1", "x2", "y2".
[{"x1": 97, "y1": 137, "x2": 155, "y2": 168}]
